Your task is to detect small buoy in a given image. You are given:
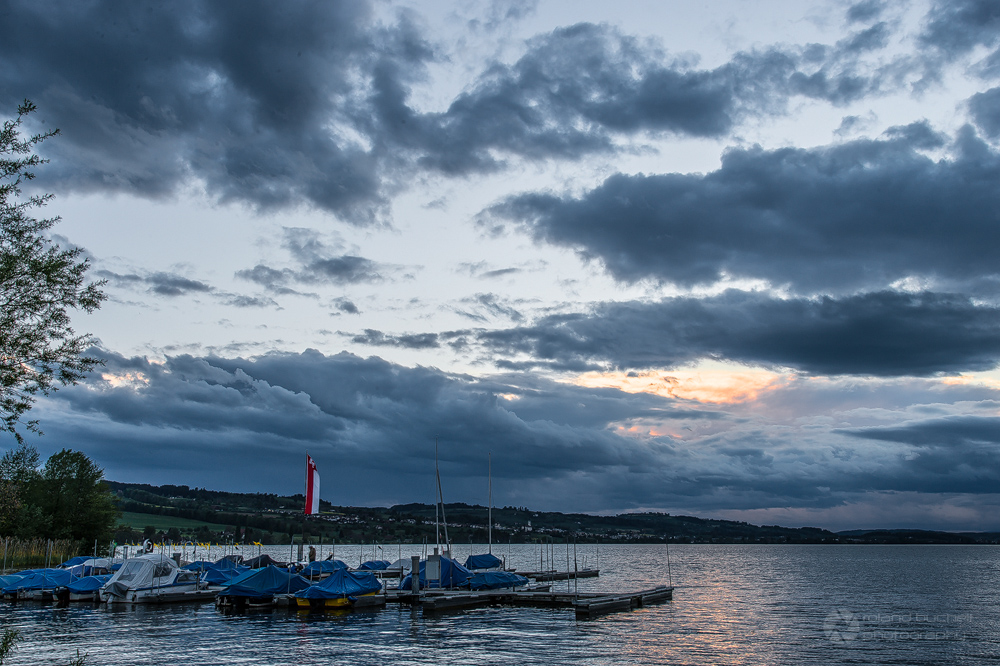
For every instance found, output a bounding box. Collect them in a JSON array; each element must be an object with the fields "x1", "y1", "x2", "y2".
[{"x1": 143, "y1": 539, "x2": 154, "y2": 553}]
